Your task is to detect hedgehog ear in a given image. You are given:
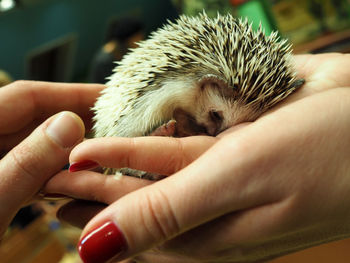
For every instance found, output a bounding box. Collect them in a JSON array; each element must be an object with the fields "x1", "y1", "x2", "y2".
[
  {"x1": 198, "y1": 74, "x2": 238, "y2": 98},
  {"x1": 198, "y1": 74, "x2": 228, "y2": 91}
]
